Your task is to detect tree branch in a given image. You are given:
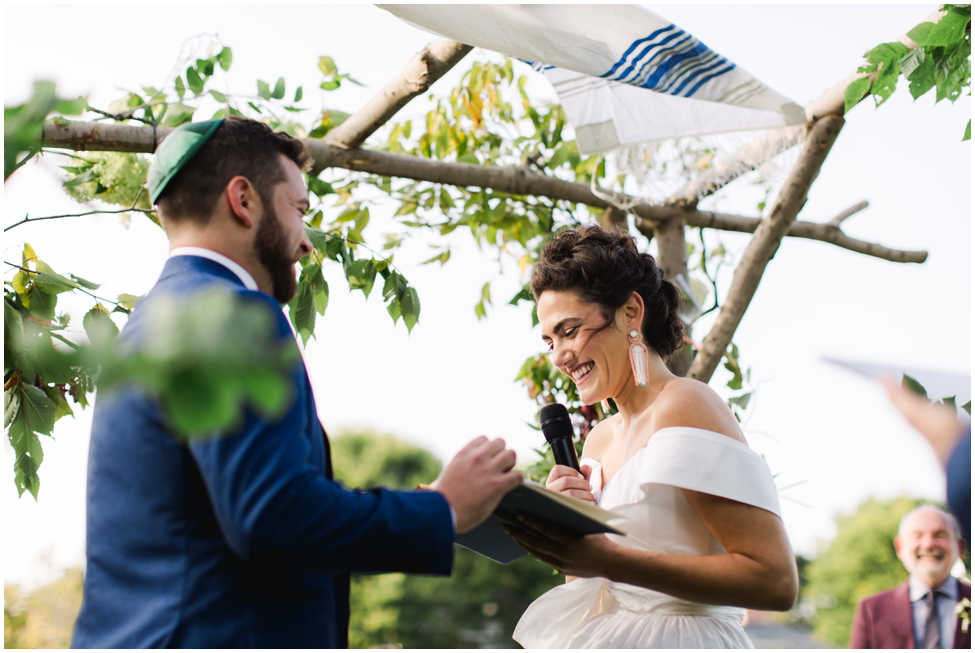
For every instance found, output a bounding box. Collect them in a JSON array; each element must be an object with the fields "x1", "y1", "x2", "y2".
[
  {"x1": 324, "y1": 39, "x2": 472, "y2": 150},
  {"x1": 39, "y1": 121, "x2": 926, "y2": 263},
  {"x1": 687, "y1": 116, "x2": 845, "y2": 383},
  {"x1": 4, "y1": 187, "x2": 154, "y2": 232},
  {"x1": 826, "y1": 200, "x2": 868, "y2": 227}
]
